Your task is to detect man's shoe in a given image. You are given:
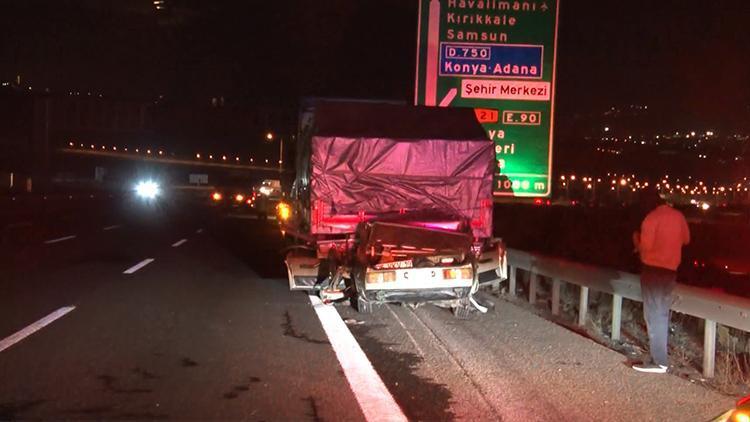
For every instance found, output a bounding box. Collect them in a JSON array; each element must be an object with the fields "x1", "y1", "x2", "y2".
[{"x1": 632, "y1": 363, "x2": 668, "y2": 373}]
